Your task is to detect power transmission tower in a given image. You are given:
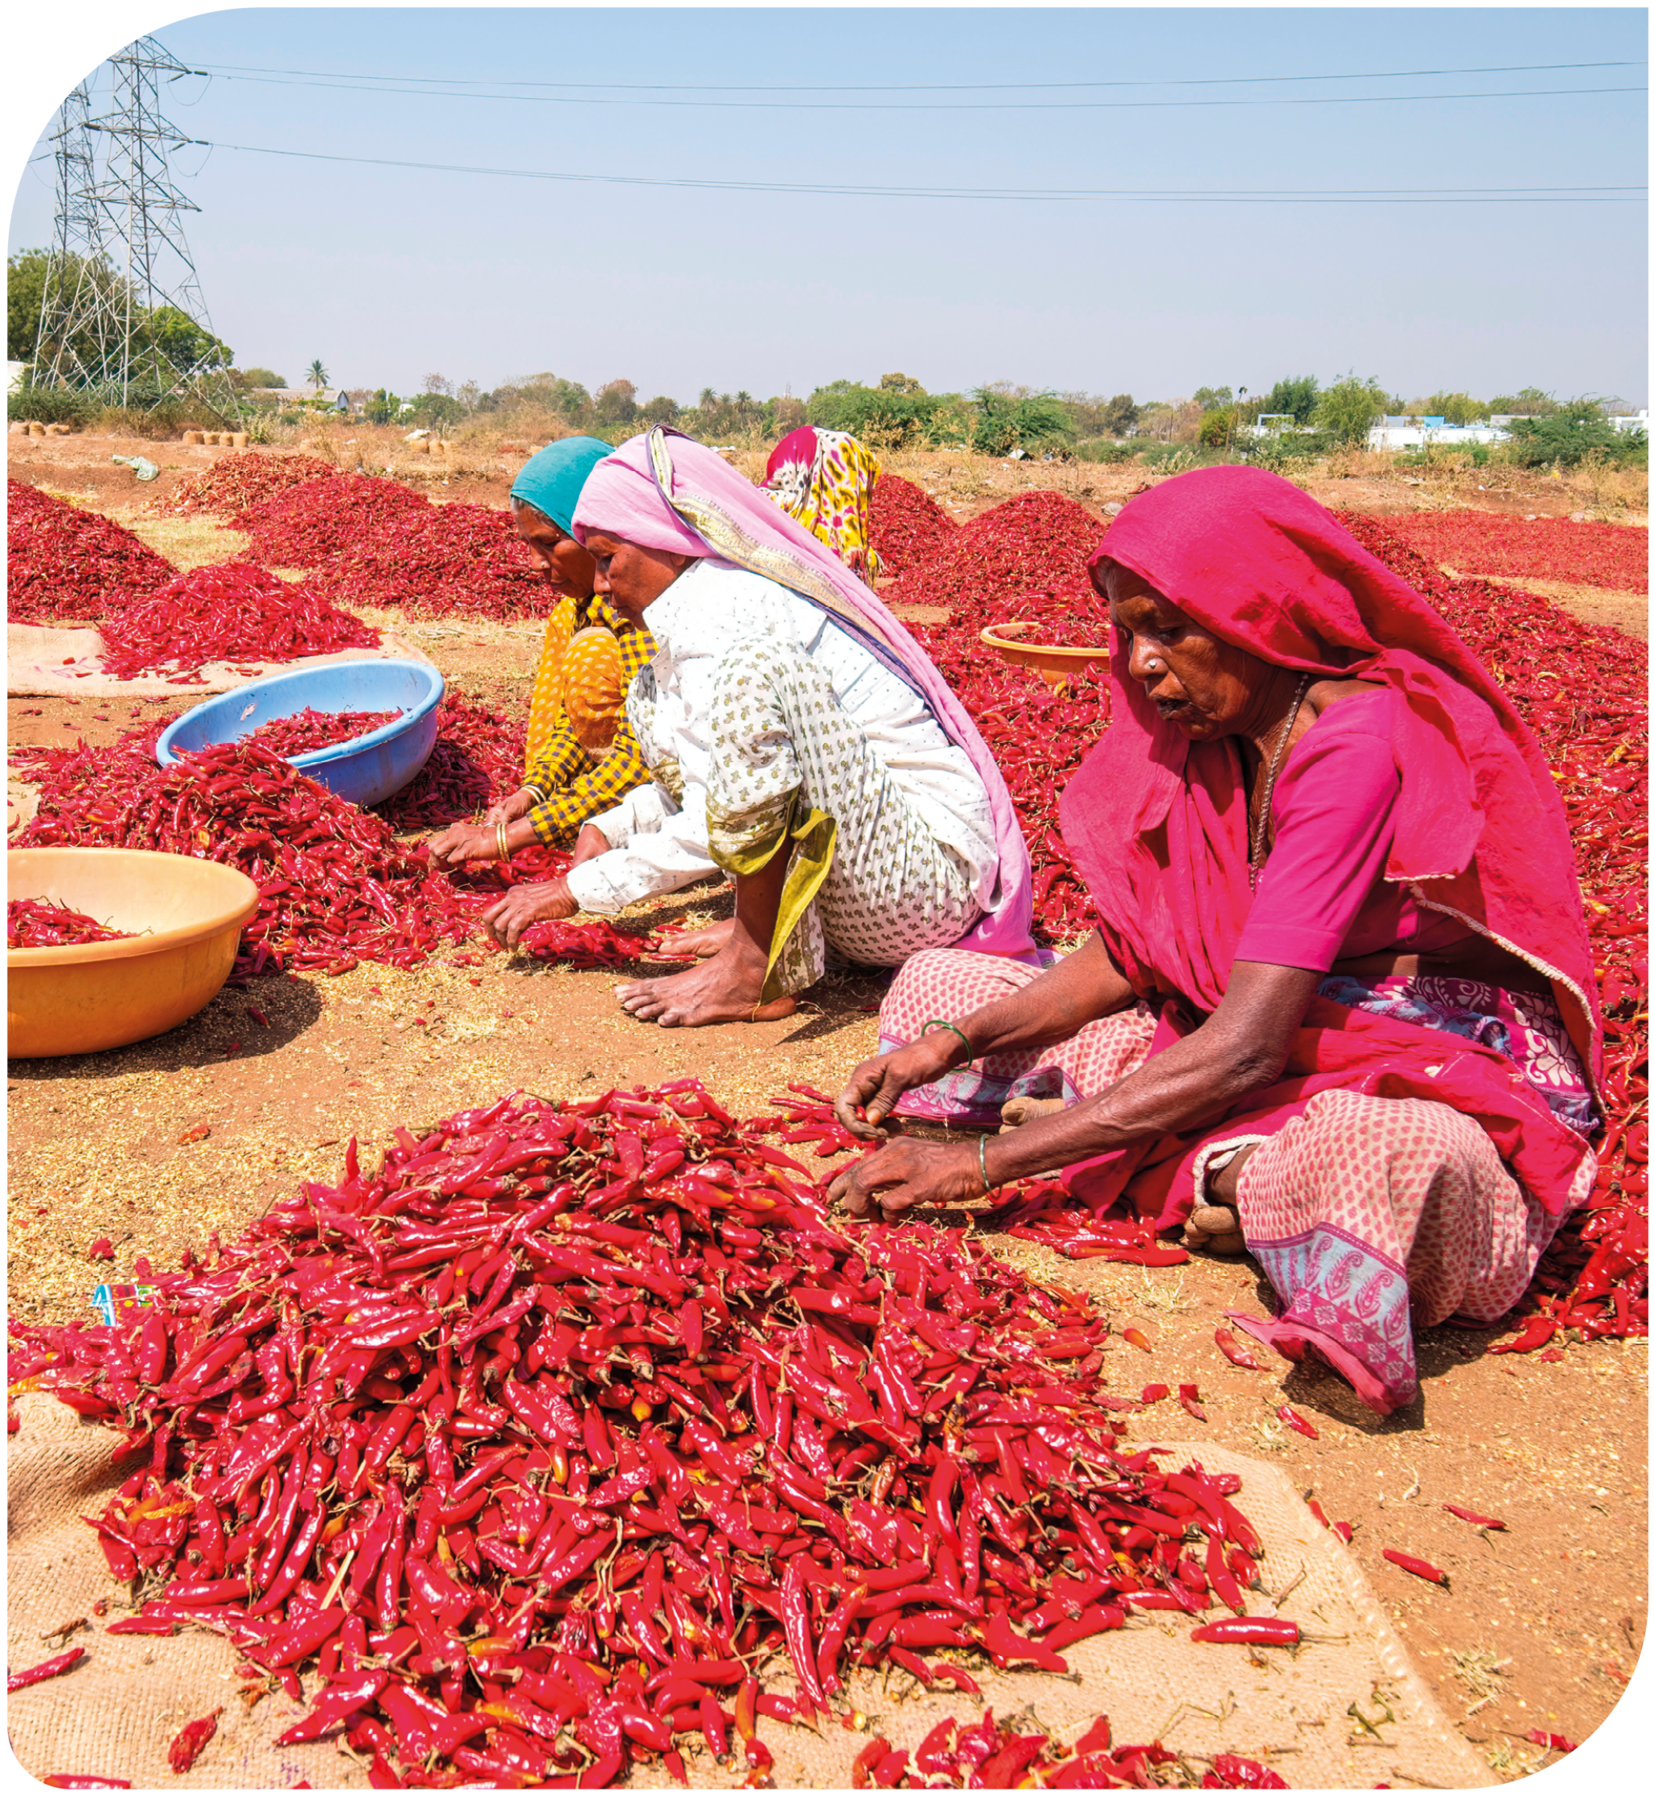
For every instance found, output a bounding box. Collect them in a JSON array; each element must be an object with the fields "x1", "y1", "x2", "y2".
[{"x1": 32, "y1": 37, "x2": 240, "y2": 422}]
